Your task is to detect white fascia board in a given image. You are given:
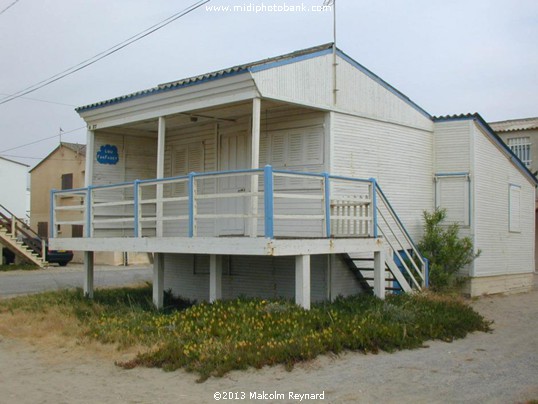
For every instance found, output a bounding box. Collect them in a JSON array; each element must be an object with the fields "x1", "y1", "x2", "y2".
[
  {"x1": 79, "y1": 74, "x2": 258, "y2": 130},
  {"x1": 50, "y1": 237, "x2": 383, "y2": 256}
]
